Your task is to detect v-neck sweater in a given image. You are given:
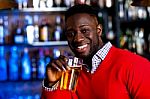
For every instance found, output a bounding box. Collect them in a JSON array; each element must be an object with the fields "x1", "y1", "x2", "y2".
[{"x1": 41, "y1": 46, "x2": 150, "y2": 99}]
